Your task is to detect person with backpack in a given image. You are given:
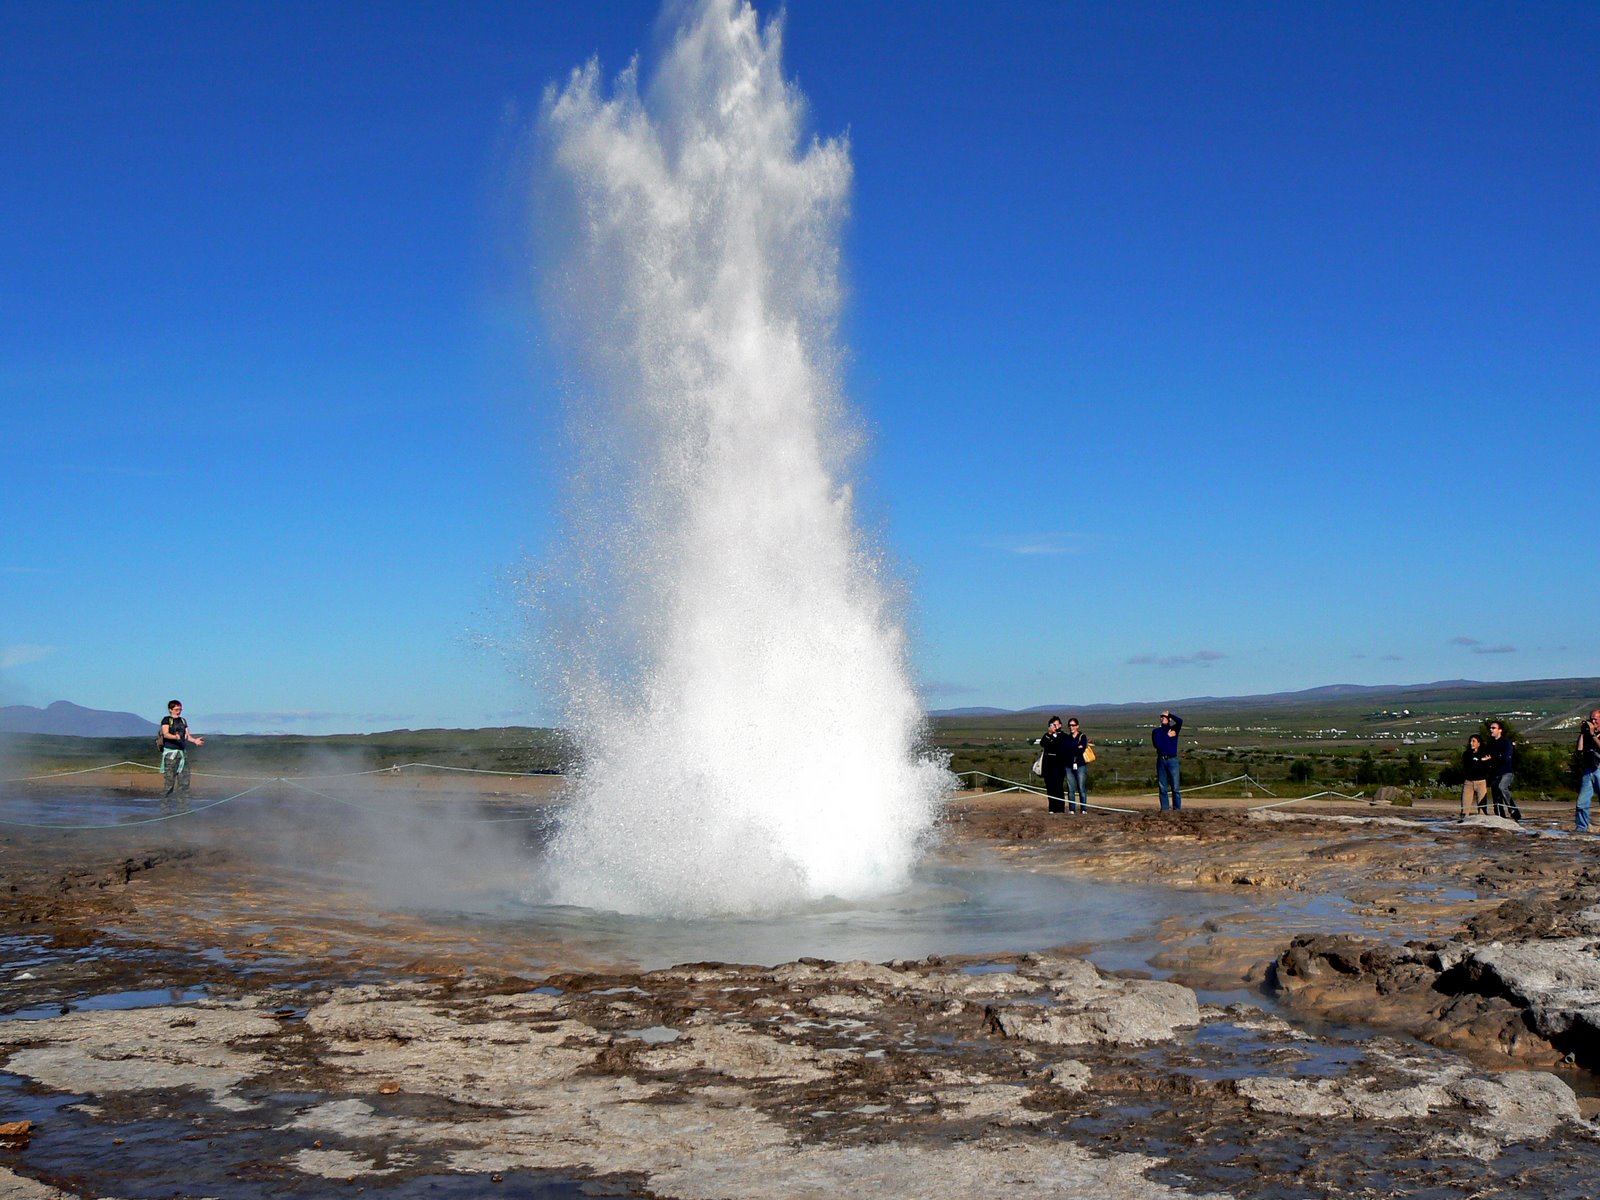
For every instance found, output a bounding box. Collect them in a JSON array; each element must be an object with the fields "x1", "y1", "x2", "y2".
[{"x1": 157, "y1": 699, "x2": 204, "y2": 813}]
